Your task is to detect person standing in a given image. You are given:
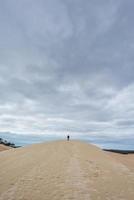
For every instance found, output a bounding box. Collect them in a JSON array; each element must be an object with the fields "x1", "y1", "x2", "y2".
[{"x1": 67, "y1": 135, "x2": 70, "y2": 141}]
